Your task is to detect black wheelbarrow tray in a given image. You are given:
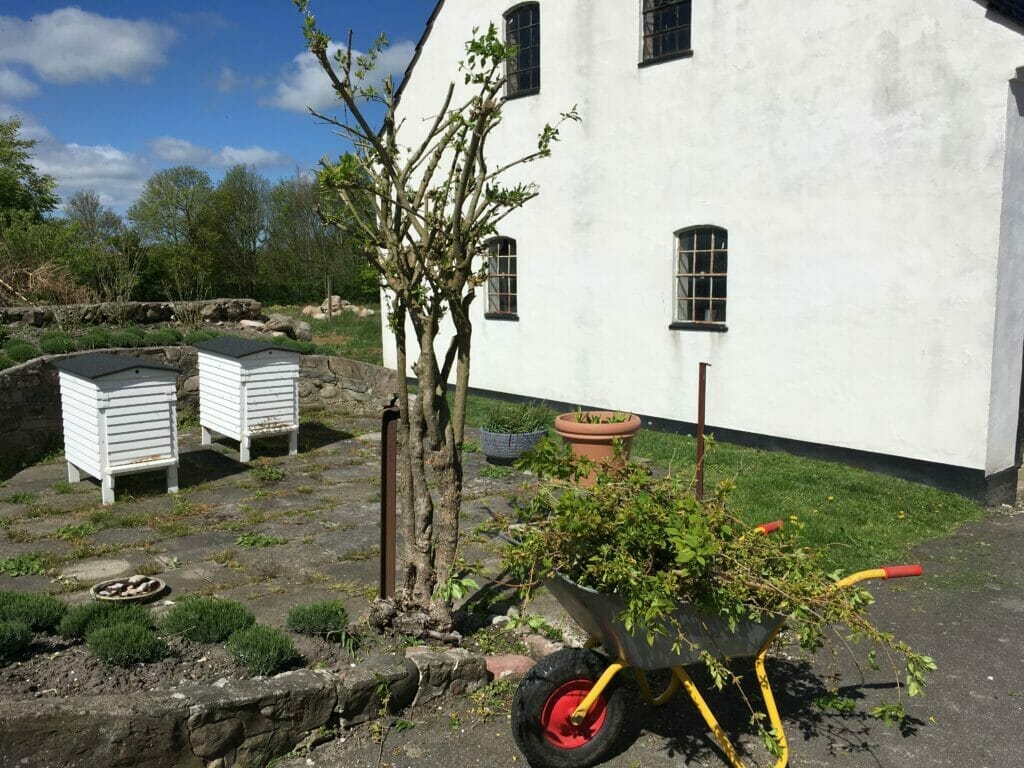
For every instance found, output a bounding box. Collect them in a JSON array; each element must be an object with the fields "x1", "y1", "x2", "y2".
[{"x1": 510, "y1": 521, "x2": 923, "y2": 768}]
